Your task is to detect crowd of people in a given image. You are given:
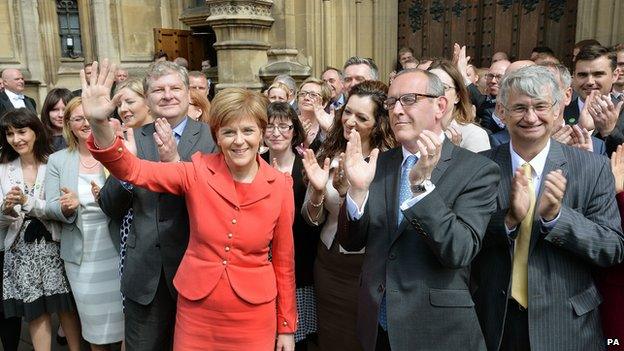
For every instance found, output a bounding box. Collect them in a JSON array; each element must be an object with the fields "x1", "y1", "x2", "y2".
[{"x1": 0, "y1": 38, "x2": 623, "y2": 351}]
